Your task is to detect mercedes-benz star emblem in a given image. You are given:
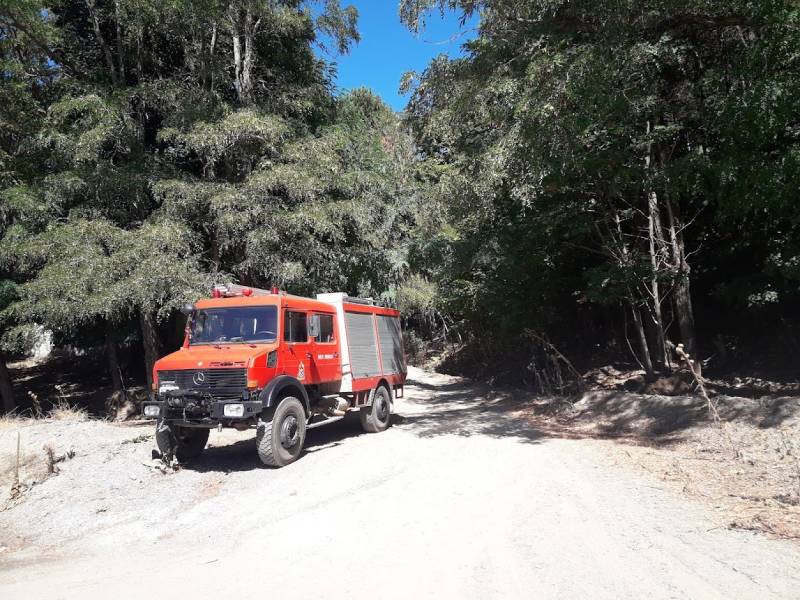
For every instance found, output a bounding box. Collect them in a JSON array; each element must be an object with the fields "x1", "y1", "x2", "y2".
[{"x1": 192, "y1": 371, "x2": 206, "y2": 385}]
